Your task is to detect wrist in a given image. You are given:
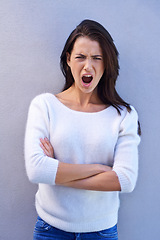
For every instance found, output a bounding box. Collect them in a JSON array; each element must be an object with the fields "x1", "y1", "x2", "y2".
[{"x1": 97, "y1": 164, "x2": 112, "y2": 173}]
